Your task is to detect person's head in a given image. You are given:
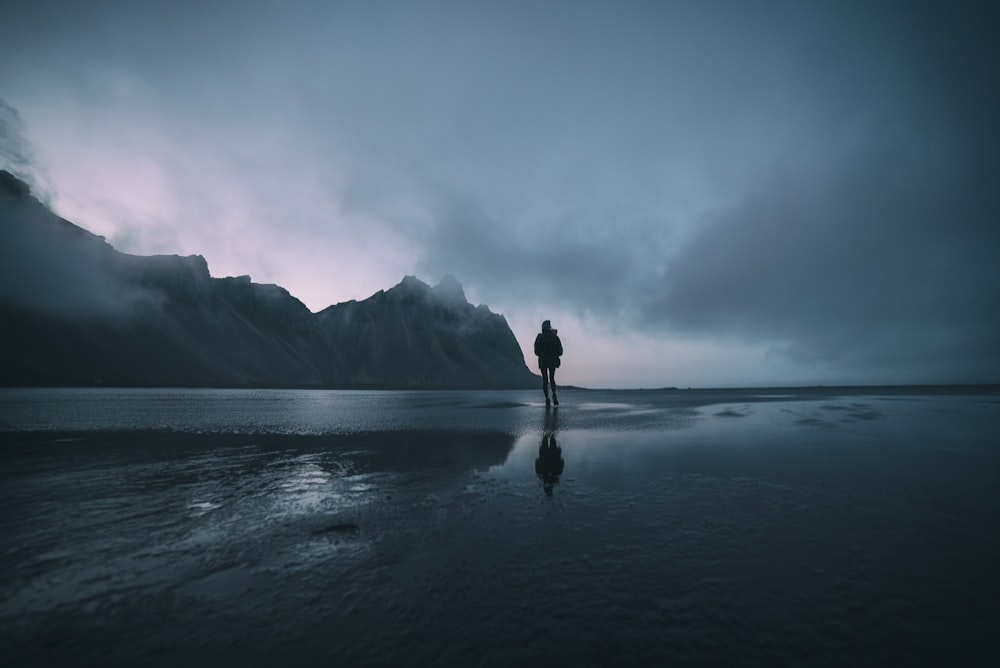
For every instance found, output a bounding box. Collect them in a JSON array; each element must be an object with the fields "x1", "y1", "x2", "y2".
[{"x1": 542, "y1": 320, "x2": 552, "y2": 332}]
